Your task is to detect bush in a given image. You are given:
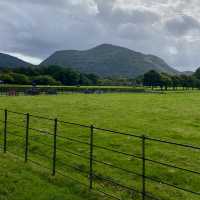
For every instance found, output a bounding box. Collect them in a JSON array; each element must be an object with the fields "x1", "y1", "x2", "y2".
[
  {"x1": 32, "y1": 75, "x2": 59, "y2": 85},
  {"x1": 11, "y1": 73, "x2": 30, "y2": 84},
  {"x1": 53, "y1": 68, "x2": 80, "y2": 85},
  {"x1": 0, "y1": 73, "x2": 14, "y2": 84}
]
